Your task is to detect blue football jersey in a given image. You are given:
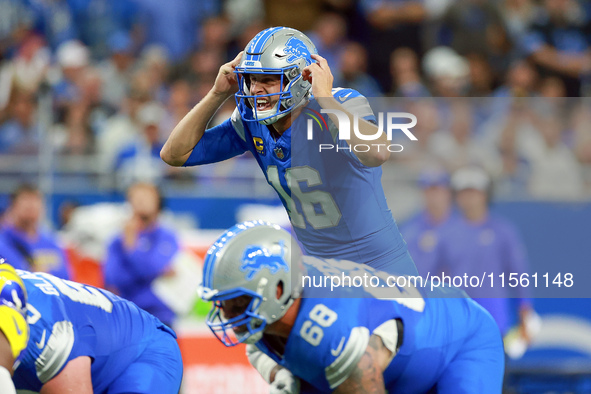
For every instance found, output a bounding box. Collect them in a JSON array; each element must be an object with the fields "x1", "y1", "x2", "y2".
[
  {"x1": 254, "y1": 256, "x2": 503, "y2": 393},
  {"x1": 12, "y1": 271, "x2": 177, "y2": 393},
  {"x1": 185, "y1": 89, "x2": 411, "y2": 271}
]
